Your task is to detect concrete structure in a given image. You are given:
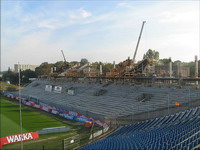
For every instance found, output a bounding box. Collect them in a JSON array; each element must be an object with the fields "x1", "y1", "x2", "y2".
[
  {"x1": 14, "y1": 64, "x2": 38, "y2": 73},
  {"x1": 14, "y1": 78, "x2": 200, "y2": 126},
  {"x1": 169, "y1": 62, "x2": 172, "y2": 78},
  {"x1": 113, "y1": 61, "x2": 116, "y2": 69},
  {"x1": 100, "y1": 65, "x2": 103, "y2": 75},
  {"x1": 195, "y1": 55, "x2": 198, "y2": 78},
  {"x1": 155, "y1": 64, "x2": 190, "y2": 77},
  {"x1": 37, "y1": 126, "x2": 70, "y2": 135}
]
